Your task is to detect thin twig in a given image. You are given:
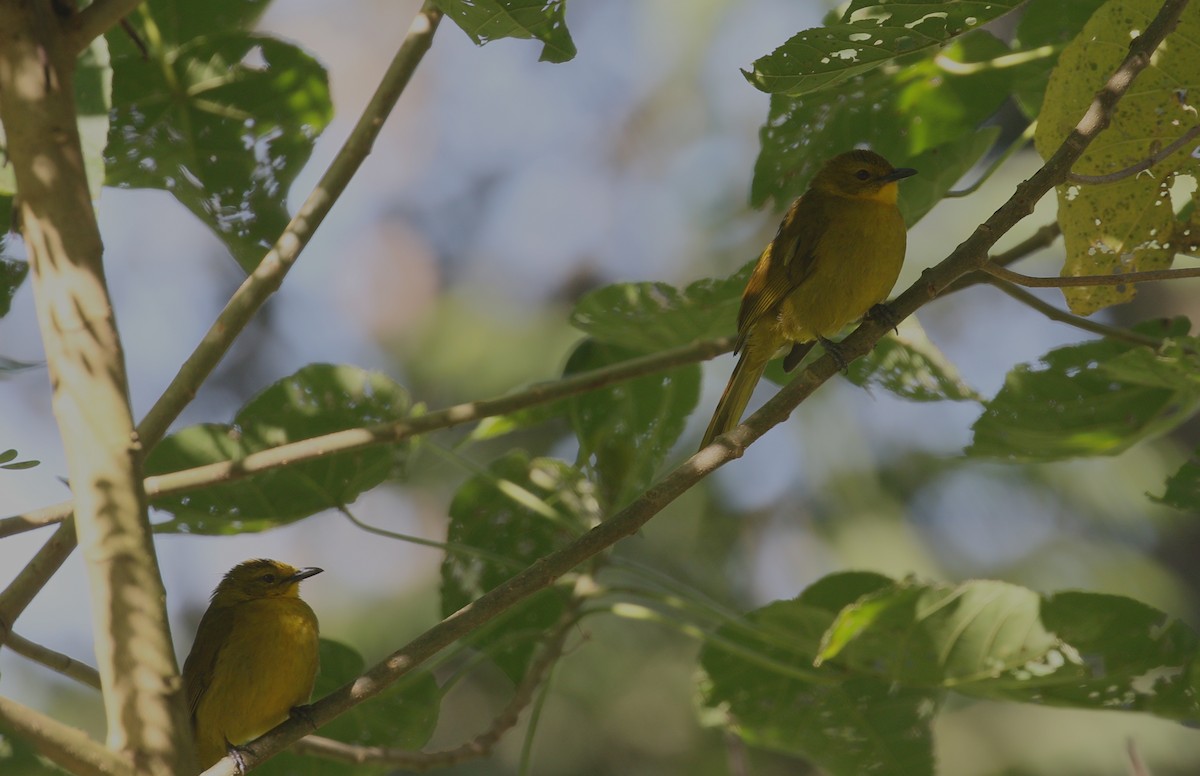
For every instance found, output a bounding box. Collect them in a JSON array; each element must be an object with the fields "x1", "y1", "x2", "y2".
[
  {"x1": 981, "y1": 260, "x2": 1200, "y2": 287},
  {"x1": 0, "y1": 0, "x2": 446, "y2": 657},
  {"x1": 987, "y1": 279, "x2": 1165, "y2": 348},
  {"x1": 135, "y1": 2, "x2": 443, "y2": 451},
  {"x1": 0, "y1": 335, "x2": 732, "y2": 539},
  {"x1": 0, "y1": 695, "x2": 130, "y2": 776},
  {"x1": 0, "y1": 521, "x2": 76, "y2": 642},
  {"x1": 63, "y1": 0, "x2": 144, "y2": 54},
  {"x1": 5, "y1": 631, "x2": 102, "y2": 689},
  {"x1": 945, "y1": 120, "x2": 1037, "y2": 198},
  {"x1": 946, "y1": 221, "x2": 1062, "y2": 293},
  {"x1": 293, "y1": 606, "x2": 577, "y2": 770},
  {"x1": 1067, "y1": 123, "x2": 1200, "y2": 184}
]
